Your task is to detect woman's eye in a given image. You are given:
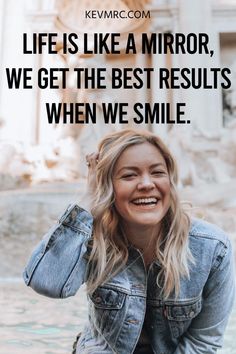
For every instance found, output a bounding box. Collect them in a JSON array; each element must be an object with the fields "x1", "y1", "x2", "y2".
[
  {"x1": 152, "y1": 170, "x2": 166, "y2": 176},
  {"x1": 121, "y1": 174, "x2": 136, "y2": 179}
]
